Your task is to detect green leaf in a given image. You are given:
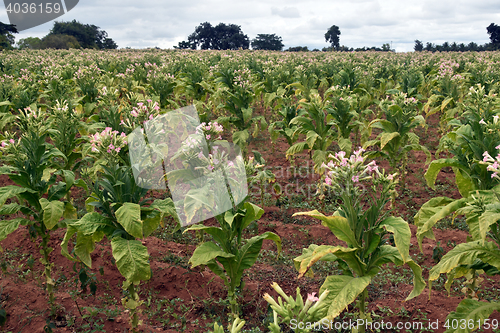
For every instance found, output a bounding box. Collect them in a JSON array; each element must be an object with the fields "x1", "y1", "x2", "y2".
[
  {"x1": 0, "y1": 203, "x2": 20, "y2": 215},
  {"x1": 63, "y1": 202, "x2": 78, "y2": 220},
  {"x1": 478, "y1": 211, "x2": 500, "y2": 242},
  {"x1": 296, "y1": 245, "x2": 362, "y2": 278},
  {"x1": 444, "y1": 299, "x2": 500, "y2": 333},
  {"x1": 115, "y1": 203, "x2": 143, "y2": 239},
  {"x1": 429, "y1": 241, "x2": 500, "y2": 283},
  {"x1": 230, "y1": 231, "x2": 281, "y2": 288},
  {"x1": 142, "y1": 210, "x2": 161, "y2": 238},
  {"x1": 286, "y1": 141, "x2": 309, "y2": 158},
  {"x1": 319, "y1": 275, "x2": 372, "y2": 321},
  {"x1": 189, "y1": 241, "x2": 235, "y2": 268},
  {"x1": 0, "y1": 218, "x2": 26, "y2": 242},
  {"x1": 306, "y1": 131, "x2": 319, "y2": 149},
  {"x1": 380, "y1": 132, "x2": 400, "y2": 150},
  {"x1": 71, "y1": 212, "x2": 113, "y2": 236},
  {"x1": 241, "y1": 202, "x2": 264, "y2": 230},
  {"x1": 232, "y1": 130, "x2": 250, "y2": 147},
  {"x1": 379, "y1": 216, "x2": 411, "y2": 263},
  {"x1": 454, "y1": 167, "x2": 475, "y2": 197},
  {"x1": 111, "y1": 237, "x2": 151, "y2": 283},
  {"x1": 0, "y1": 186, "x2": 31, "y2": 207},
  {"x1": 293, "y1": 210, "x2": 358, "y2": 247},
  {"x1": 424, "y1": 159, "x2": 470, "y2": 190},
  {"x1": 39, "y1": 198, "x2": 64, "y2": 229},
  {"x1": 405, "y1": 259, "x2": 426, "y2": 300},
  {"x1": 414, "y1": 197, "x2": 468, "y2": 251},
  {"x1": 183, "y1": 186, "x2": 215, "y2": 226}
]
